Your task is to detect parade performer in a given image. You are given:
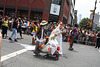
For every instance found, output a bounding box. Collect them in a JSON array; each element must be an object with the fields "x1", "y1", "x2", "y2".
[
  {"x1": 68, "y1": 24, "x2": 78, "y2": 51},
  {"x1": 9, "y1": 18, "x2": 19, "y2": 42},
  {"x1": 34, "y1": 21, "x2": 65, "y2": 56},
  {"x1": 34, "y1": 20, "x2": 48, "y2": 55},
  {"x1": 32, "y1": 23, "x2": 37, "y2": 44},
  {"x1": 49, "y1": 22, "x2": 65, "y2": 55},
  {"x1": 2, "y1": 16, "x2": 9, "y2": 38}
]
